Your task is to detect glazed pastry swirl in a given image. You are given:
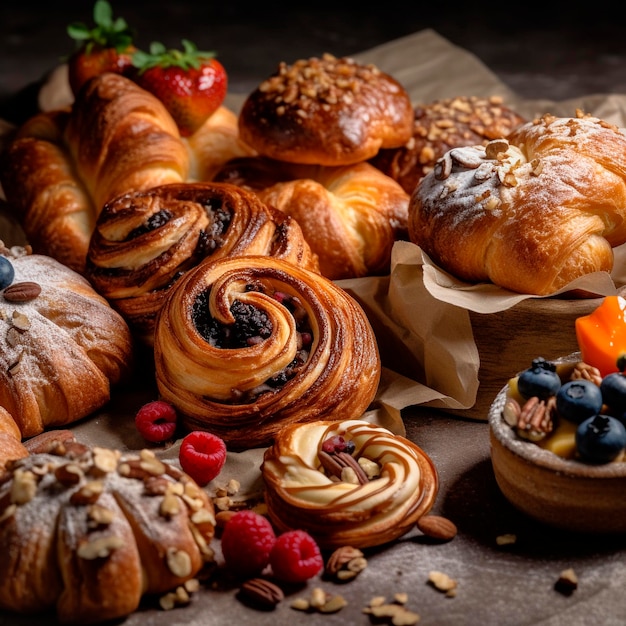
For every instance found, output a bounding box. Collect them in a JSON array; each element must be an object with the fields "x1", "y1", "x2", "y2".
[
  {"x1": 153, "y1": 257, "x2": 381, "y2": 450},
  {"x1": 86, "y1": 182, "x2": 319, "y2": 344},
  {"x1": 261, "y1": 420, "x2": 439, "y2": 549}
]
